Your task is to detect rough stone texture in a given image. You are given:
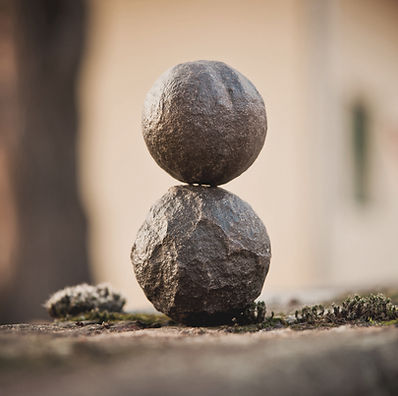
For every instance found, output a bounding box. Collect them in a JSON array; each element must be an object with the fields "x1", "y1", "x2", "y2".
[
  {"x1": 131, "y1": 185, "x2": 271, "y2": 324},
  {"x1": 142, "y1": 60, "x2": 267, "y2": 186}
]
